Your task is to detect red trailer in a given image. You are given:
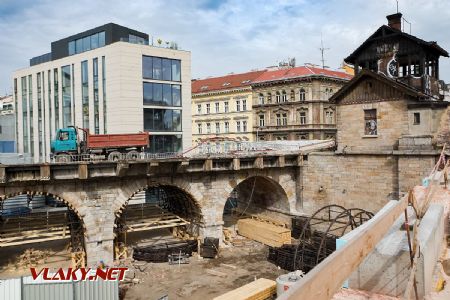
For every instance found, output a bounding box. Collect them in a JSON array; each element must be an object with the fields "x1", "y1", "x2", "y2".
[{"x1": 87, "y1": 132, "x2": 149, "y2": 150}]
